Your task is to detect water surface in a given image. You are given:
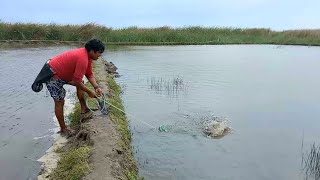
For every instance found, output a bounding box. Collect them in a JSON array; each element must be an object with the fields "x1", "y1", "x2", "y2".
[
  {"x1": 107, "y1": 45, "x2": 320, "y2": 180},
  {"x1": 0, "y1": 47, "x2": 75, "y2": 180}
]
